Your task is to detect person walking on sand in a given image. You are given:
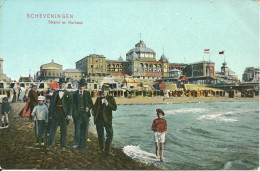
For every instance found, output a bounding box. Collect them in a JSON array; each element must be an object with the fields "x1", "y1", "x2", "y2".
[
  {"x1": 151, "y1": 108, "x2": 167, "y2": 162},
  {"x1": 92, "y1": 84, "x2": 117, "y2": 156},
  {"x1": 72, "y1": 78, "x2": 93, "y2": 149},
  {"x1": 1, "y1": 97, "x2": 10, "y2": 128},
  {"x1": 47, "y1": 78, "x2": 72, "y2": 149},
  {"x1": 28, "y1": 84, "x2": 38, "y2": 121},
  {"x1": 31, "y1": 96, "x2": 48, "y2": 146}
]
